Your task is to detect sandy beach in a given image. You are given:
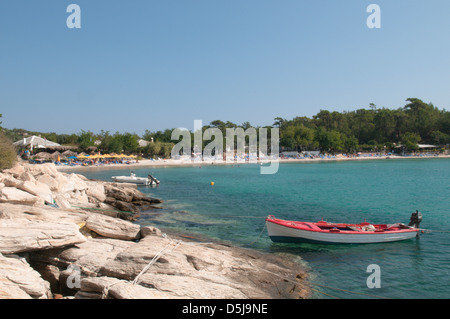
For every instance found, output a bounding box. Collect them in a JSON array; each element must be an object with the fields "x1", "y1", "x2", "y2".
[{"x1": 56, "y1": 154, "x2": 450, "y2": 173}]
